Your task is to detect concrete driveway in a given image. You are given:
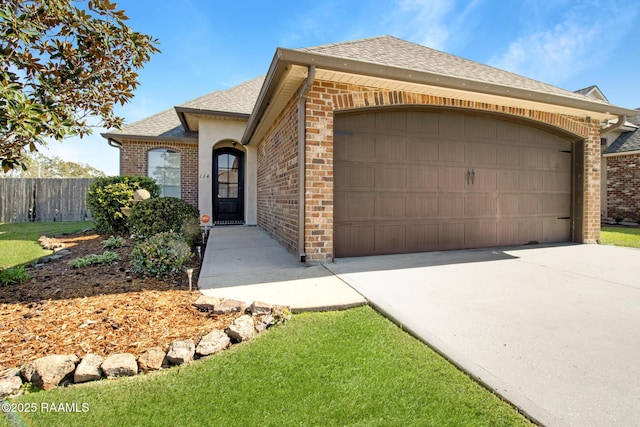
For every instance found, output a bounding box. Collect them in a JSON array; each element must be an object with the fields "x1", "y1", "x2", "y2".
[{"x1": 325, "y1": 244, "x2": 640, "y2": 427}]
